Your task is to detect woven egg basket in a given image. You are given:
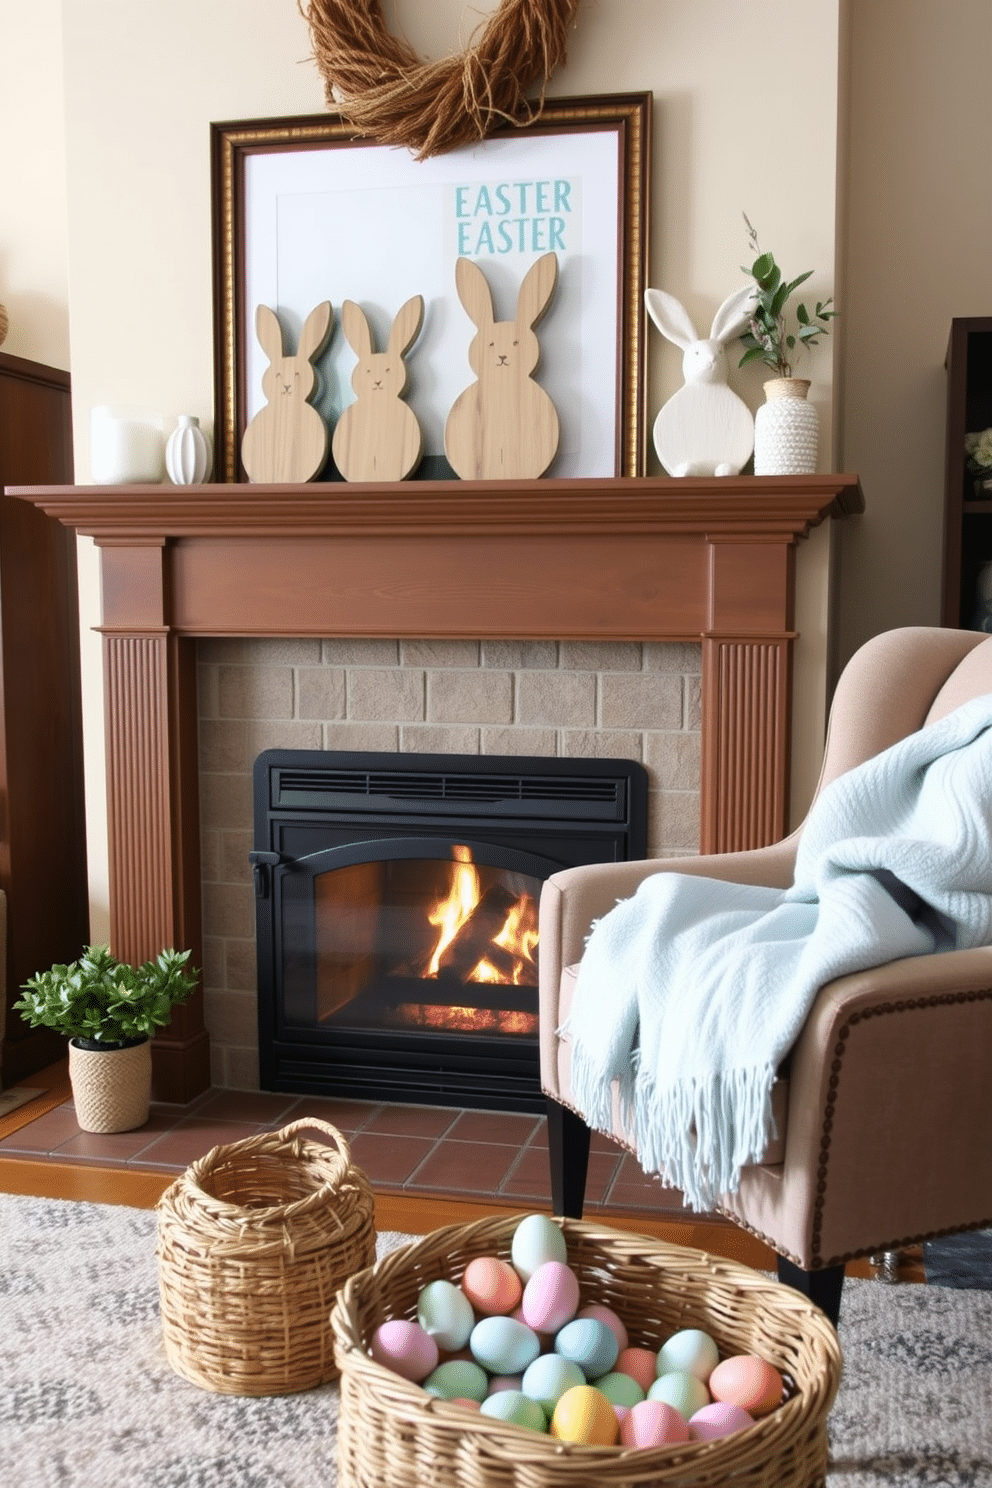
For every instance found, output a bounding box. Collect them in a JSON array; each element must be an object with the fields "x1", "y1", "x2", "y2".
[
  {"x1": 157, "y1": 1118, "x2": 376, "y2": 1396},
  {"x1": 331, "y1": 1213, "x2": 842, "y2": 1488}
]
